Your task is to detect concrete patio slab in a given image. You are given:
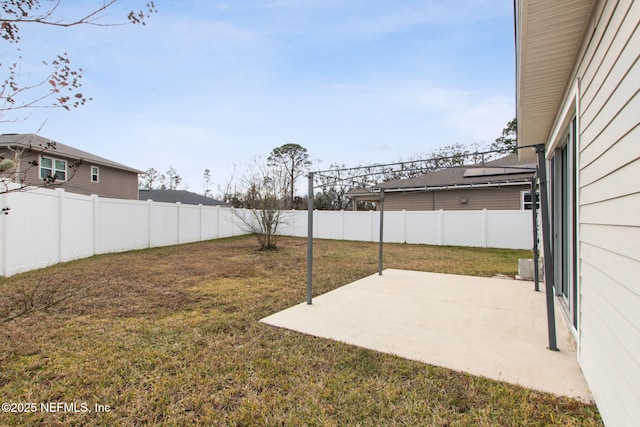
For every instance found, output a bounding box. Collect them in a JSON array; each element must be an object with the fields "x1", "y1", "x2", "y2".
[{"x1": 260, "y1": 269, "x2": 591, "y2": 401}]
